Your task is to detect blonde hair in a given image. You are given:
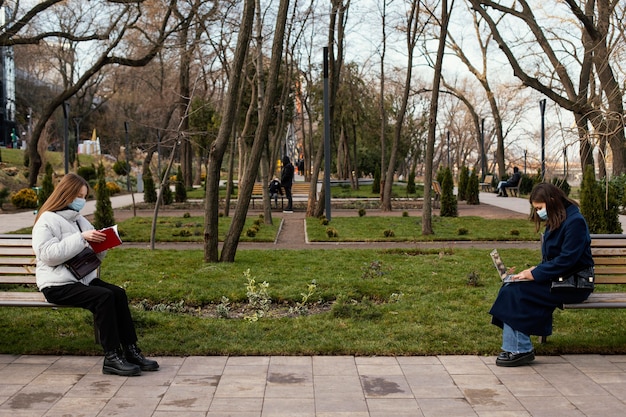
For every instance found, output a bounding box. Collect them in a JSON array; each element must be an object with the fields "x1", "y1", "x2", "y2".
[{"x1": 35, "y1": 173, "x2": 89, "y2": 223}]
